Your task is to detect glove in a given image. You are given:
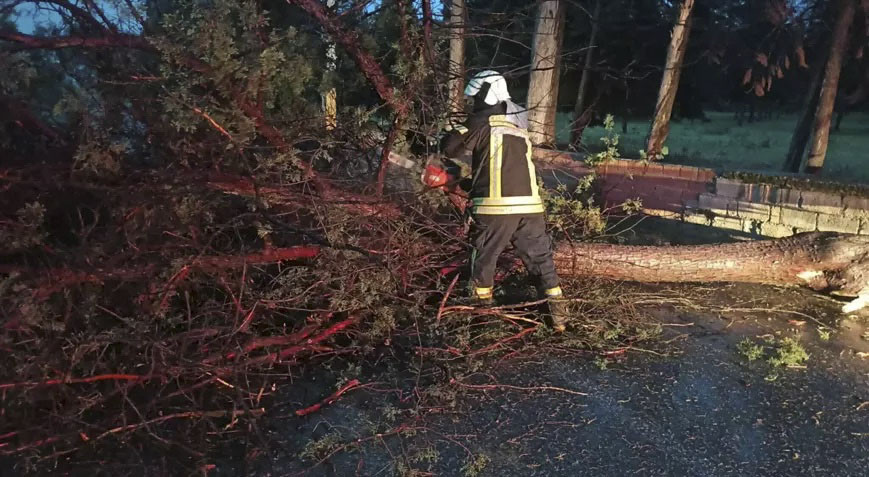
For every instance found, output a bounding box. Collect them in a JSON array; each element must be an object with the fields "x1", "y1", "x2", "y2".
[{"x1": 422, "y1": 164, "x2": 448, "y2": 188}]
